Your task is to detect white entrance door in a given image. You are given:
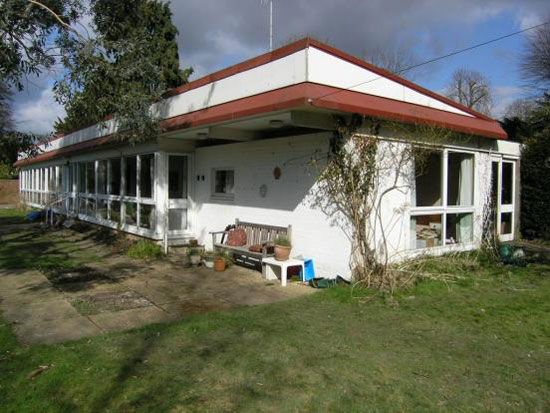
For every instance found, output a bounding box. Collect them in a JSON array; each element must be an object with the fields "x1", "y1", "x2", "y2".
[
  {"x1": 491, "y1": 158, "x2": 516, "y2": 242},
  {"x1": 167, "y1": 155, "x2": 189, "y2": 236}
]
